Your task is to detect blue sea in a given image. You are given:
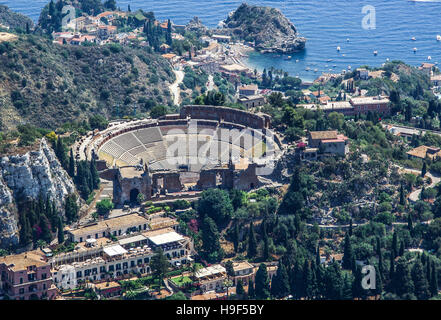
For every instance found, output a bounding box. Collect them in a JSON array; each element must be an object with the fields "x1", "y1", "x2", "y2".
[{"x1": 1, "y1": 0, "x2": 441, "y2": 81}]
